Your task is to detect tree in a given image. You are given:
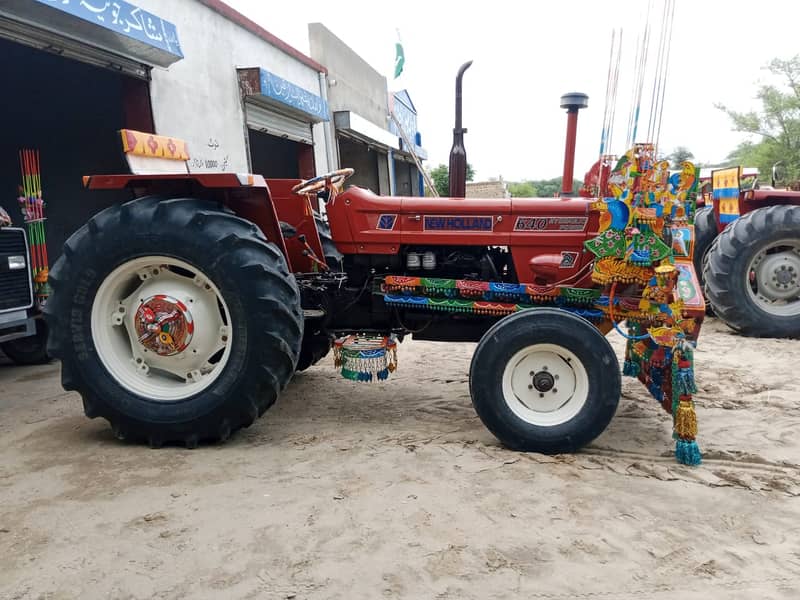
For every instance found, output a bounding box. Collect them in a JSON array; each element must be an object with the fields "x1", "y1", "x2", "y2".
[
  {"x1": 667, "y1": 146, "x2": 694, "y2": 169},
  {"x1": 428, "y1": 163, "x2": 475, "y2": 196},
  {"x1": 507, "y1": 177, "x2": 583, "y2": 197},
  {"x1": 717, "y1": 56, "x2": 800, "y2": 180}
]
